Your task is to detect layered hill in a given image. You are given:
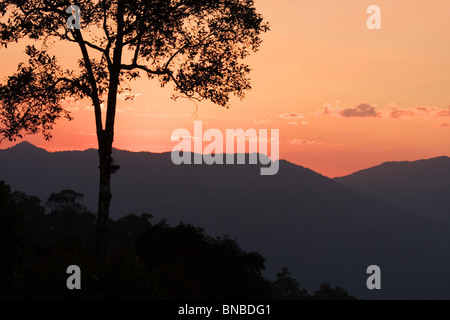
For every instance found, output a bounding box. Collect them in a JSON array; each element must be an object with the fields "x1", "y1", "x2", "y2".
[{"x1": 1, "y1": 142, "x2": 450, "y2": 299}]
